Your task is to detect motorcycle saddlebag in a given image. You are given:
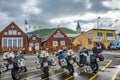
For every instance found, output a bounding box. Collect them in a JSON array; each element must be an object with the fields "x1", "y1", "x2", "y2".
[
  {"x1": 97, "y1": 47, "x2": 102, "y2": 53},
  {"x1": 90, "y1": 55, "x2": 96, "y2": 63},
  {"x1": 99, "y1": 54, "x2": 104, "y2": 61}
]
